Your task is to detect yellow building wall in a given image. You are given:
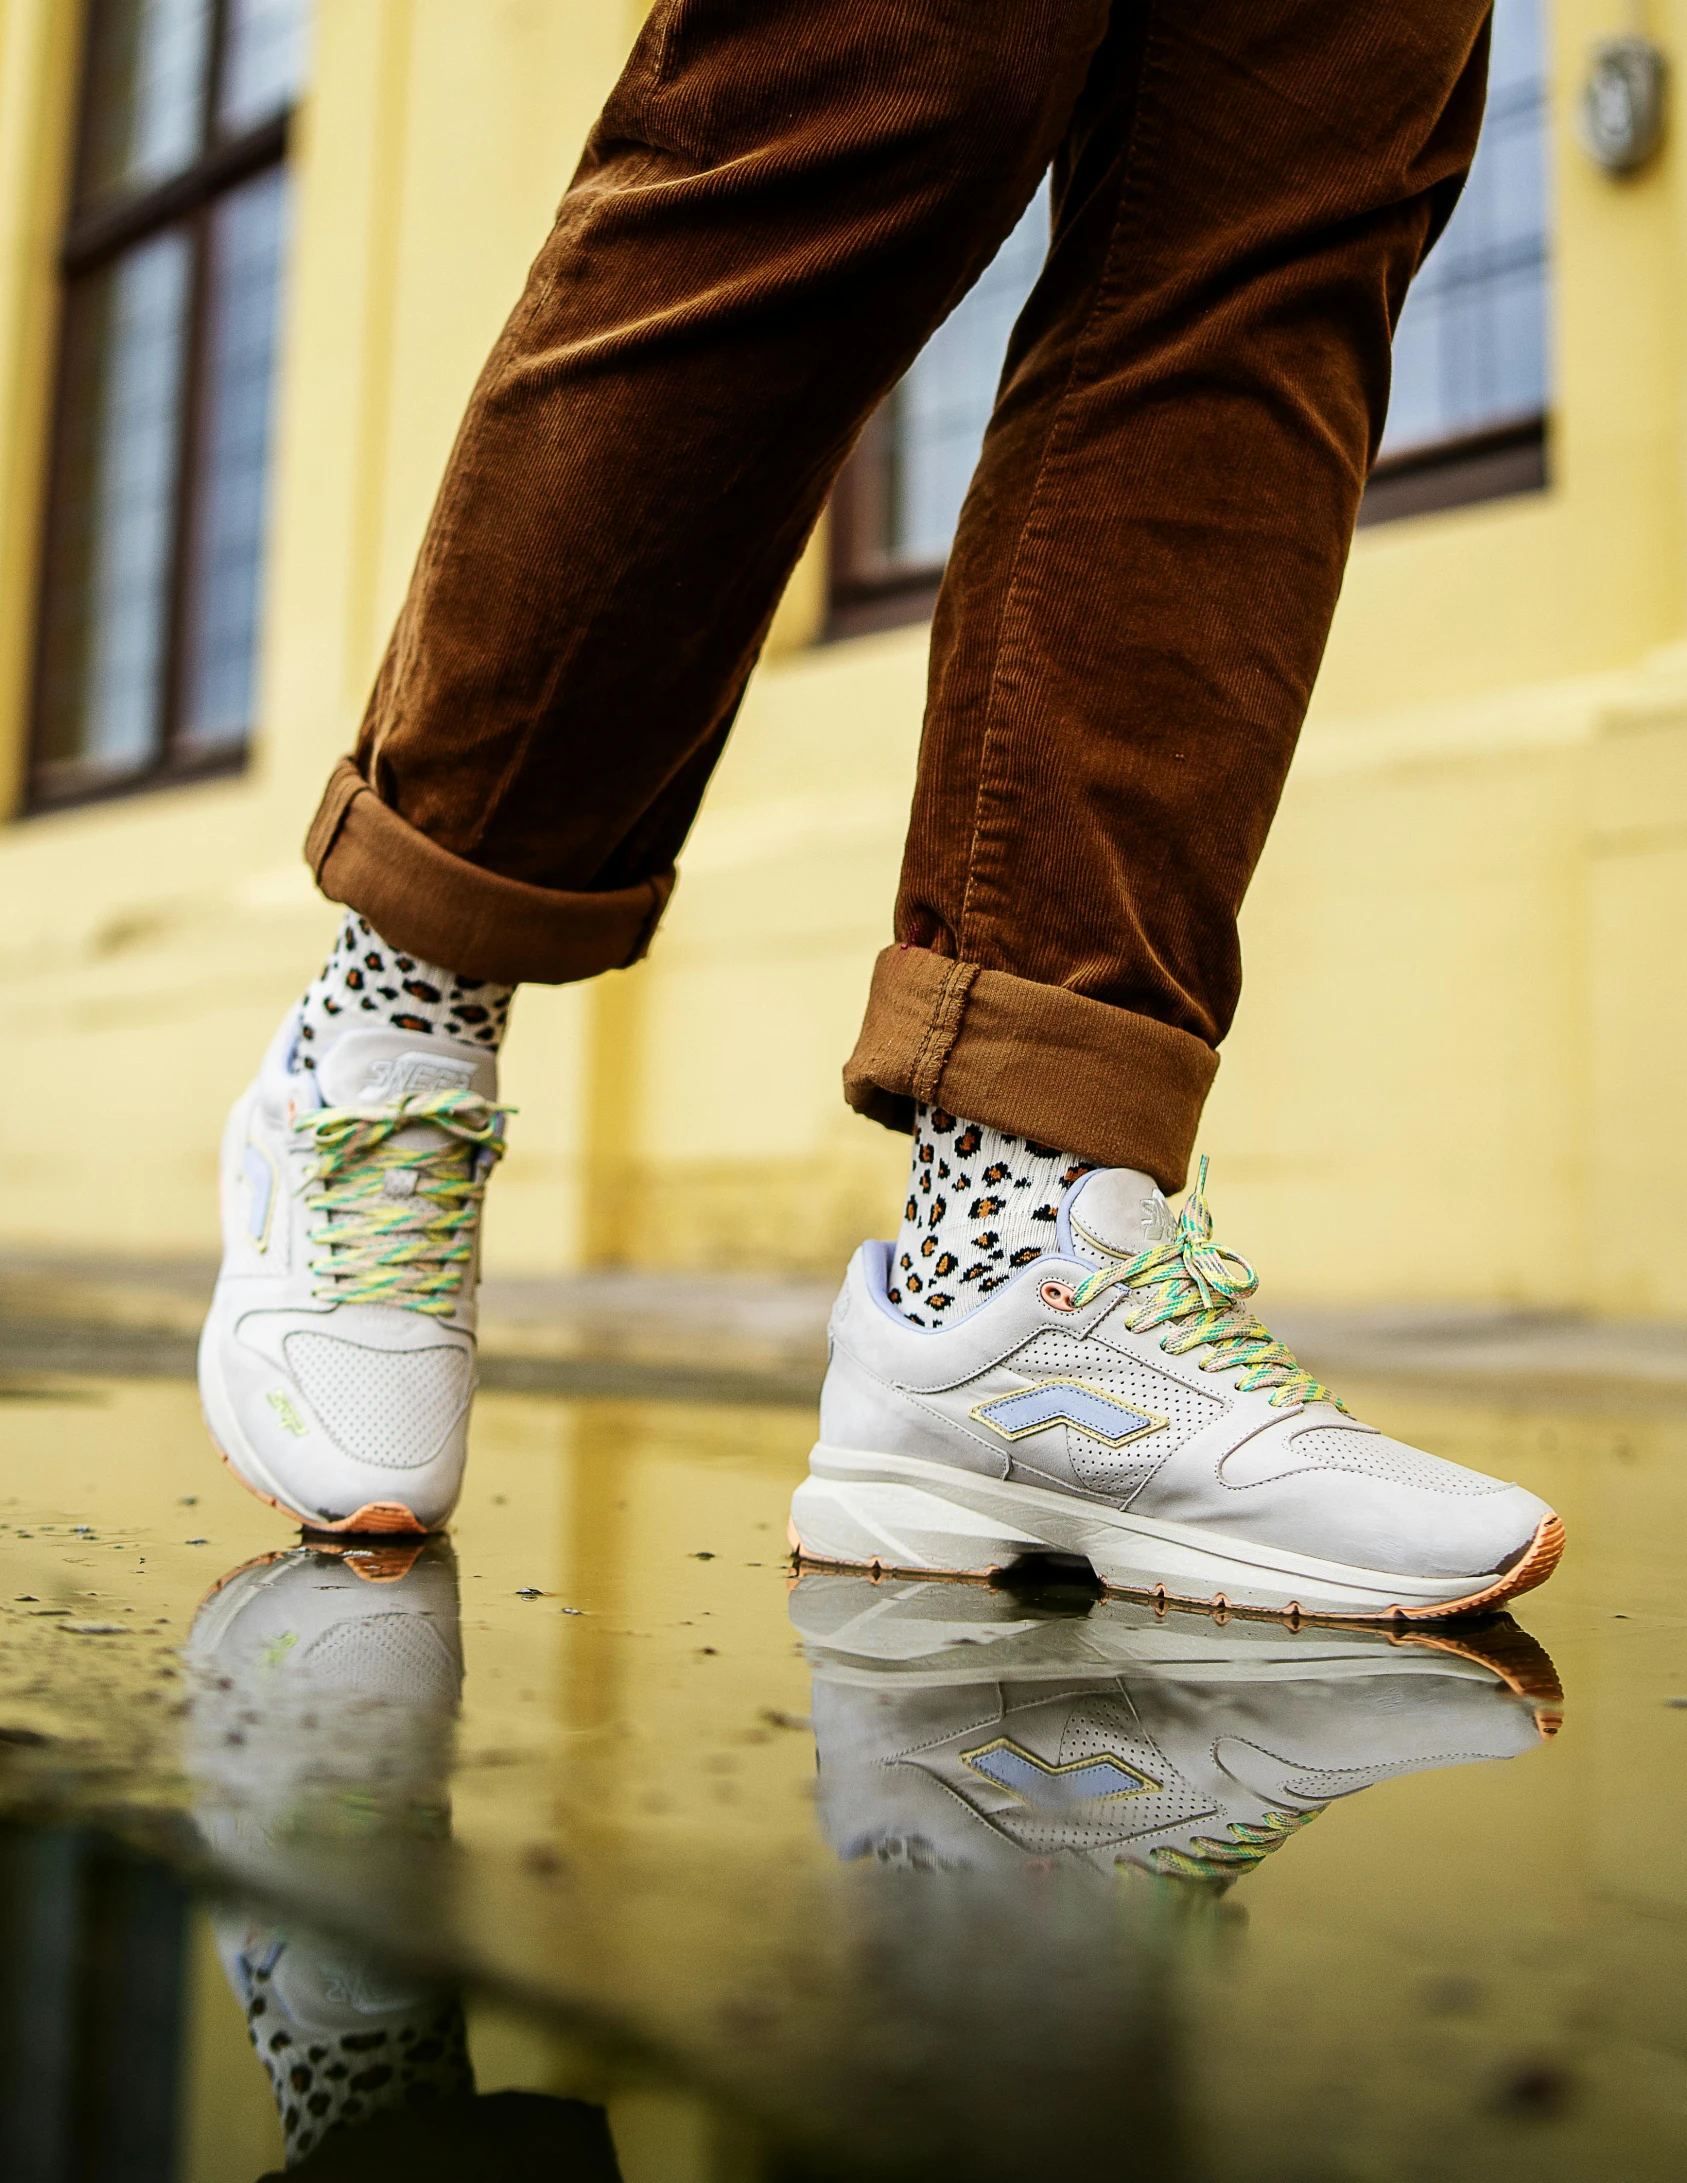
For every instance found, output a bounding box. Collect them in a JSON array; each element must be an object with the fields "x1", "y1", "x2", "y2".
[{"x1": 1, "y1": 0, "x2": 1686, "y2": 1317}]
